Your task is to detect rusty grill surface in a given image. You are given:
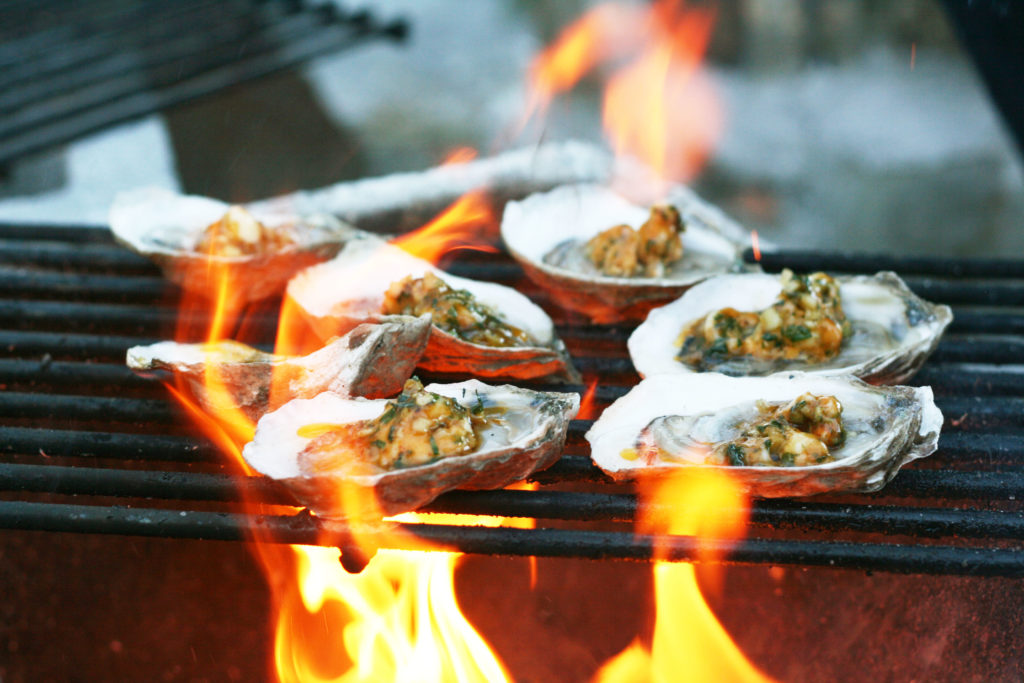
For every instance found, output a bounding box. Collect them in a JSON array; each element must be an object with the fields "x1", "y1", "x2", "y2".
[{"x1": 1, "y1": 220, "x2": 1023, "y2": 576}]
